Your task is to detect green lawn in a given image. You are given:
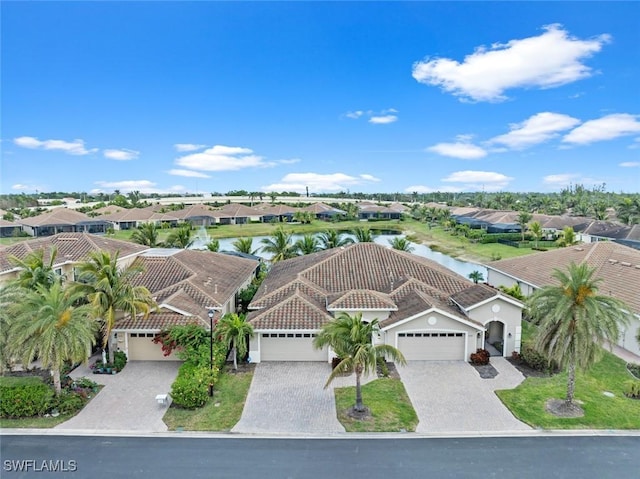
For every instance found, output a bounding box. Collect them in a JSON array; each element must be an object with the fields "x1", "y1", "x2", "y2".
[
  {"x1": 497, "y1": 350, "x2": 640, "y2": 429},
  {"x1": 334, "y1": 378, "x2": 418, "y2": 432},
  {"x1": 163, "y1": 365, "x2": 254, "y2": 431},
  {"x1": 0, "y1": 413, "x2": 76, "y2": 429}
]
